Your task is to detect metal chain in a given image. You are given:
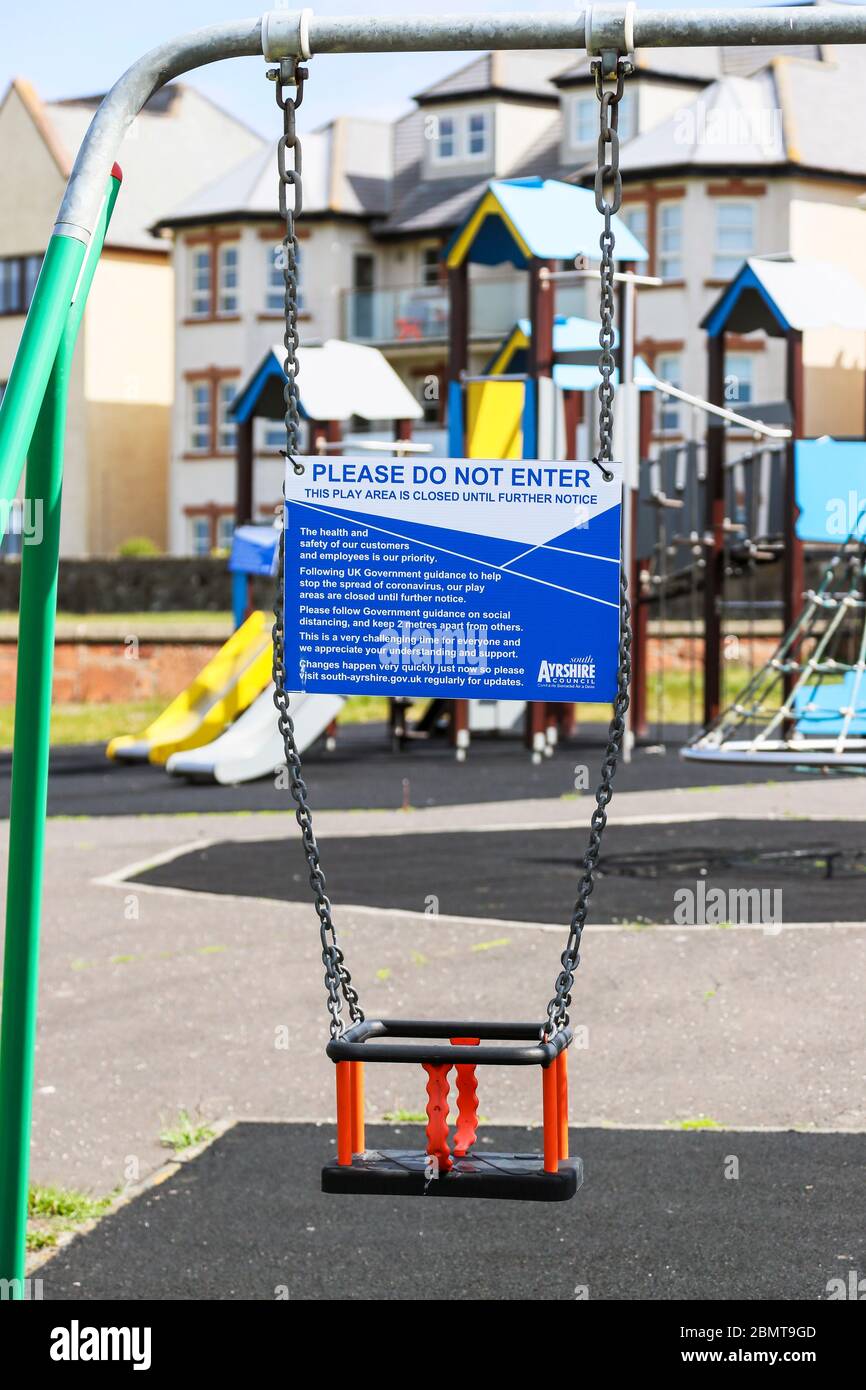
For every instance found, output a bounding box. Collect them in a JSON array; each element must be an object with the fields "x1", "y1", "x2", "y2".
[
  {"x1": 268, "y1": 58, "x2": 362, "y2": 1039},
  {"x1": 544, "y1": 56, "x2": 633, "y2": 1039}
]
